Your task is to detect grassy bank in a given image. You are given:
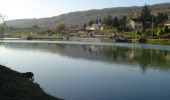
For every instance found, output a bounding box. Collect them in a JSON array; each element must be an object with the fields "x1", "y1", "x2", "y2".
[
  {"x1": 130, "y1": 39, "x2": 170, "y2": 45},
  {"x1": 3, "y1": 31, "x2": 170, "y2": 45},
  {"x1": 22, "y1": 34, "x2": 63, "y2": 40},
  {"x1": 0, "y1": 65, "x2": 62, "y2": 100},
  {"x1": 3, "y1": 32, "x2": 63, "y2": 39},
  {"x1": 147, "y1": 39, "x2": 170, "y2": 45}
]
